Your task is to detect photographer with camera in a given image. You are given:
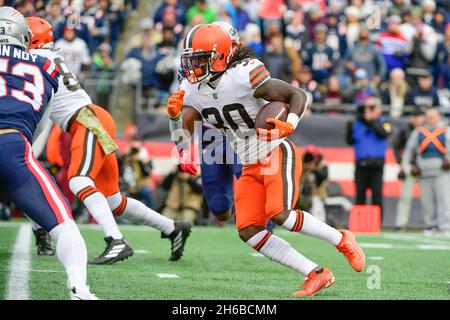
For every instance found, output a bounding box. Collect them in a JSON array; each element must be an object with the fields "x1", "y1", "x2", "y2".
[
  {"x1": 300, "y1": 145, "x2": 329, "y2": 222},
  {"x1": 121, "y1": 139, "x2": 154, "y2": 208},
  {"x1": 393, "y1": 108, "x2": 425, "y2": 231},
  {"x1": 161, "y1": 165, "x2": 203, "y2": 225},
  {"x1": 402, "y1": 107, "x2": 450, "y2": 235},
  {"x1": 346, "y1": 96, "x2": 392, "y2": 219}
]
